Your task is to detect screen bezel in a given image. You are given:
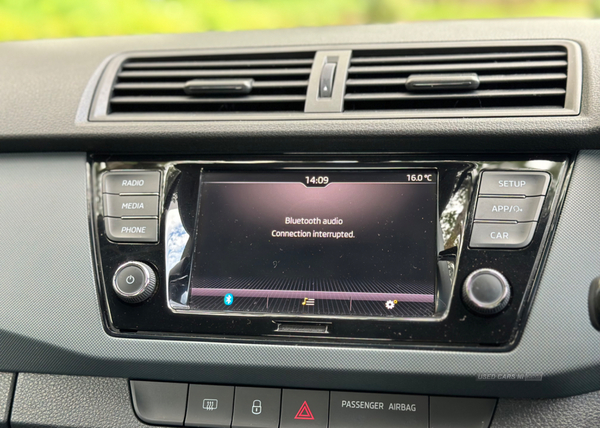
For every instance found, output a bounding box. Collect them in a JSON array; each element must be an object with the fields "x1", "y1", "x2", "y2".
[
  {"x1": 91, "y1": 155, "x2": 570, "y2": 349},
  {"x1": 182, "y1": 168, "x2": 441, "y2": 321}
]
